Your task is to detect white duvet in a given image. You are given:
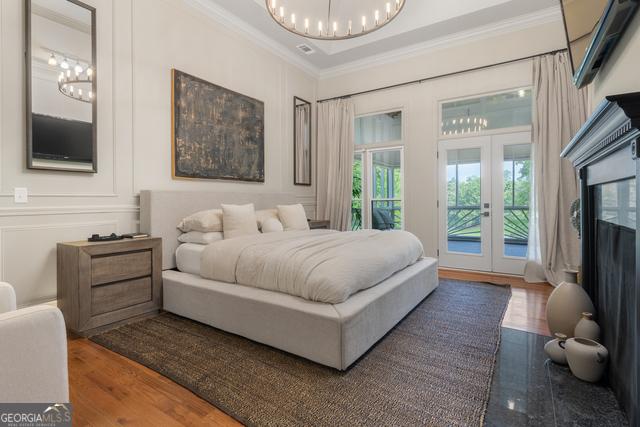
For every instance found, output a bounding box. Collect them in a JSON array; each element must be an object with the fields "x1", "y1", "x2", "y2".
[{"x1": 200, "y1": 229, "x2": 424, "y2": 303}]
